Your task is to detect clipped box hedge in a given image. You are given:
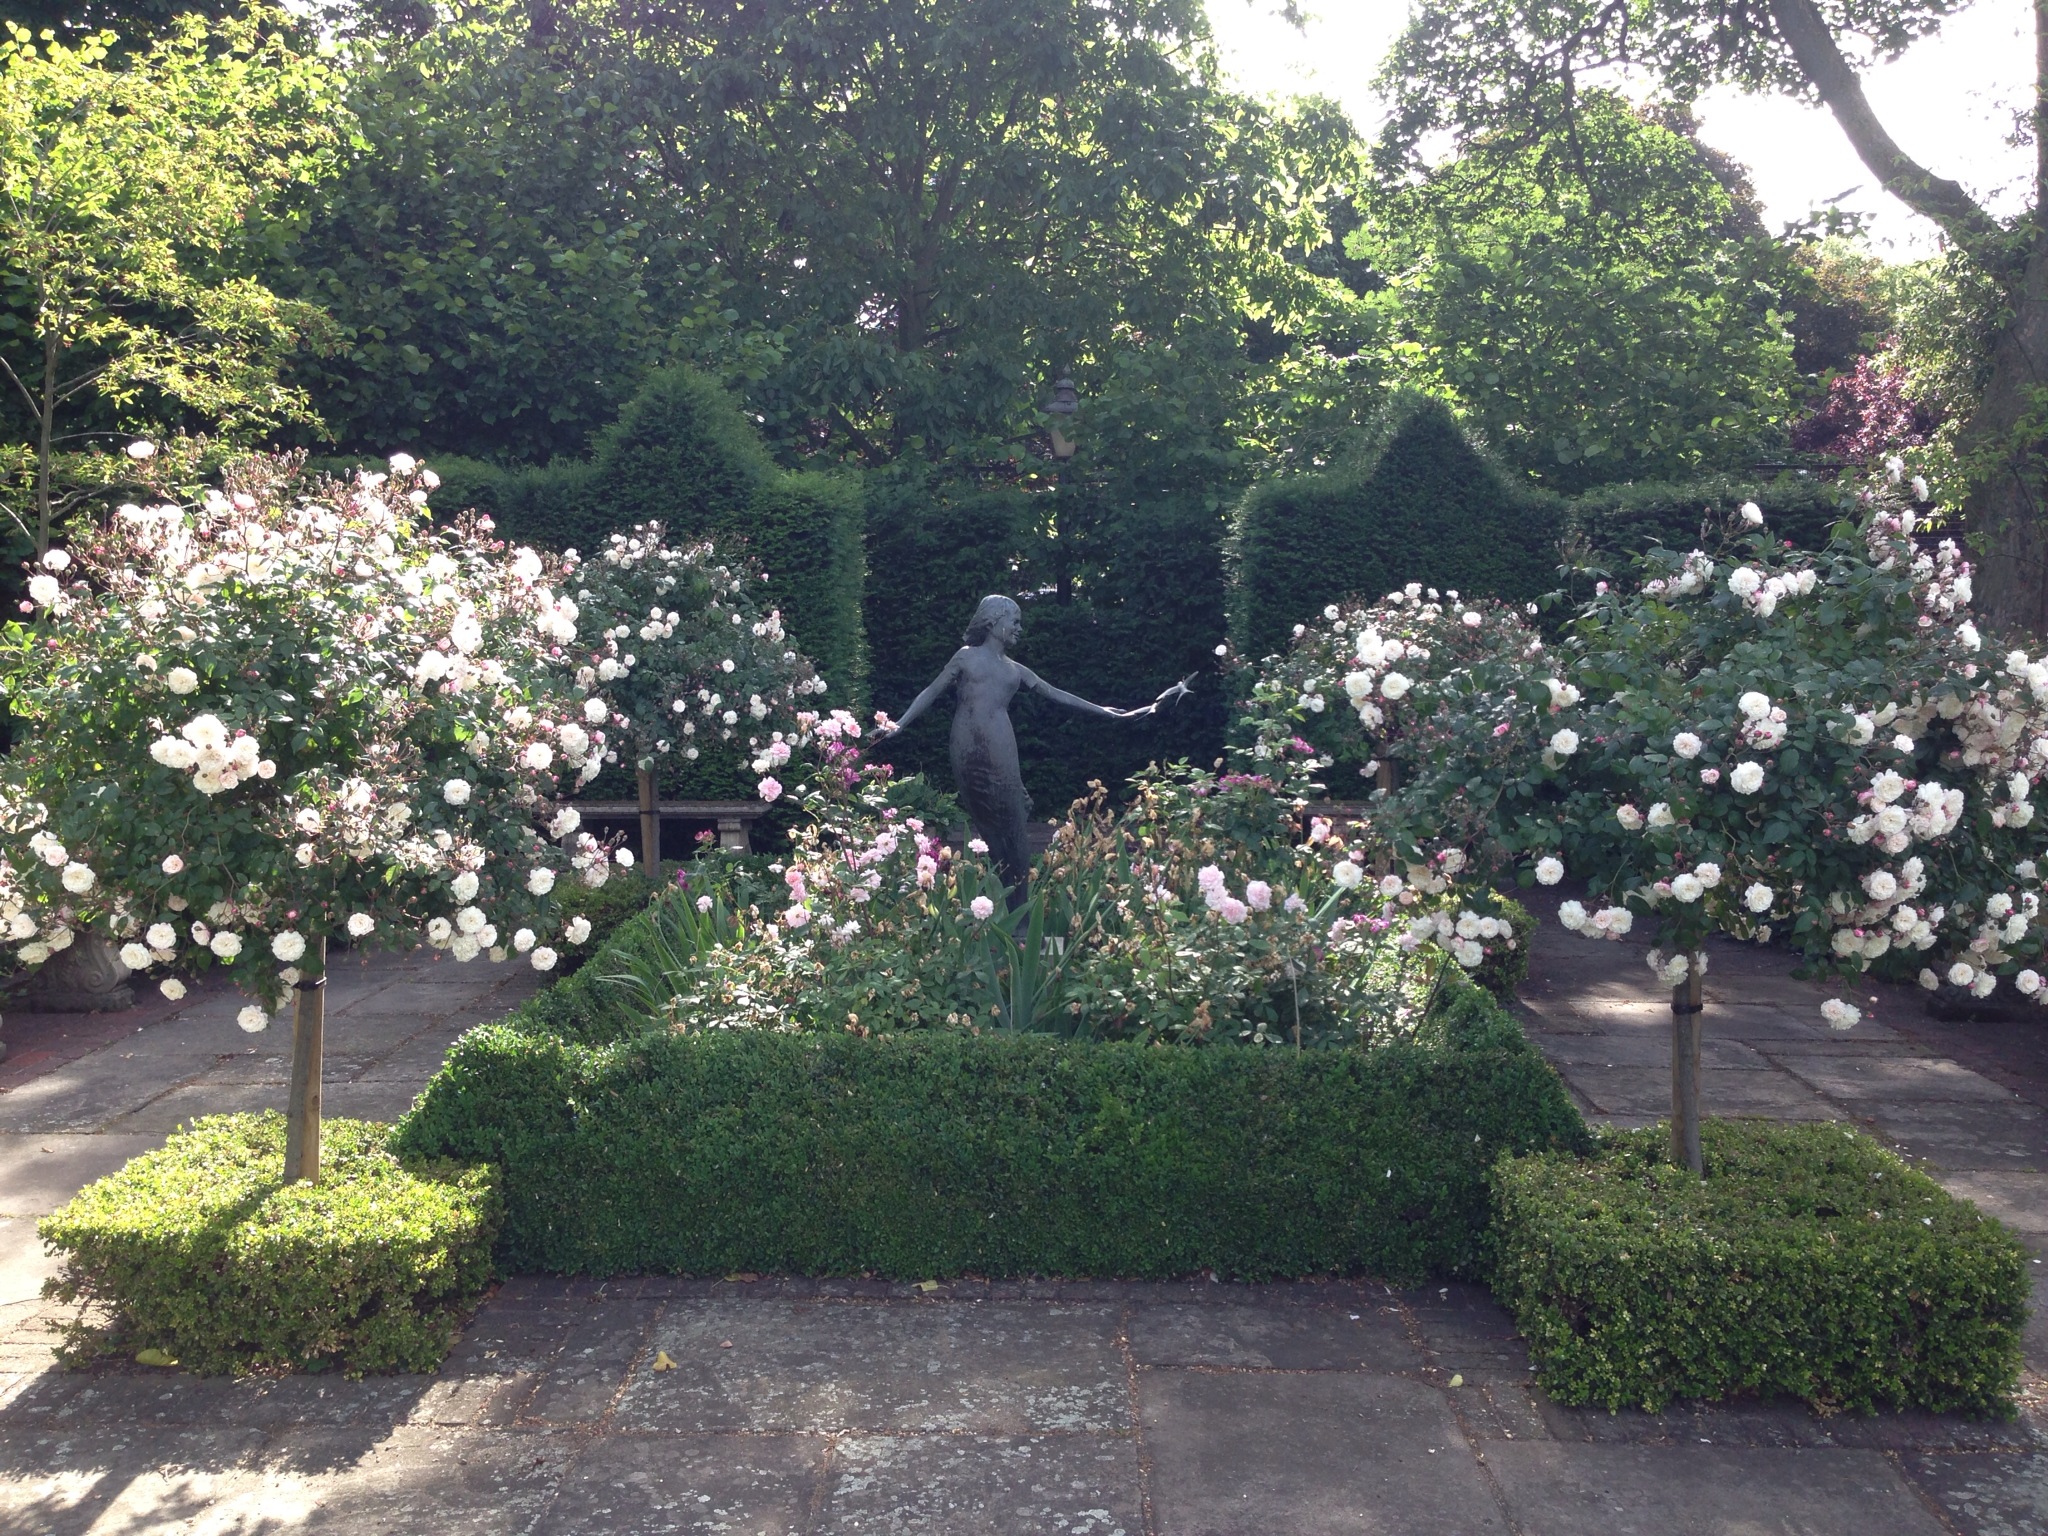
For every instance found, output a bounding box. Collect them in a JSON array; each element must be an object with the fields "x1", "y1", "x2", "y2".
[
  {"x1": 393, "y1": 966, "x2": 1589, "y2": 1282},
  {"x1": 40, "y1": 1114, "x2": 500, "y2": 1376},
  {"x1": 1490, "y1": 1120, "x2": 2029, "y2": 1415}
]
